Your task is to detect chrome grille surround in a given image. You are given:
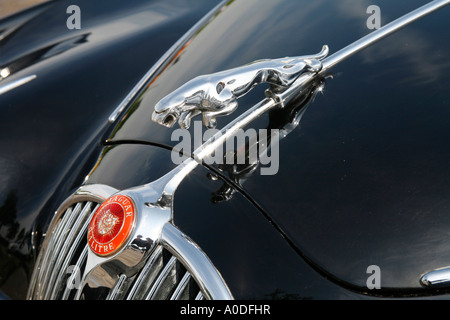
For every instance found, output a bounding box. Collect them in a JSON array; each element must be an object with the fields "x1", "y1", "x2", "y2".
[{"x1": 27, "y1": 184, "x2": 233, "y2": 300}]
